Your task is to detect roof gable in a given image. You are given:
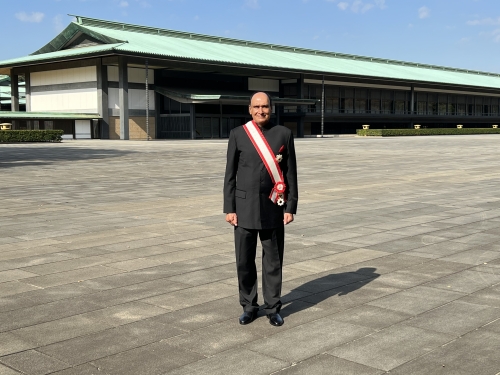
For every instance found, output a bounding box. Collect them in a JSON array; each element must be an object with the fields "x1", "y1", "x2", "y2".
[{"x1": 31, "y1": 22, "x2": 125, "y2": 55}]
